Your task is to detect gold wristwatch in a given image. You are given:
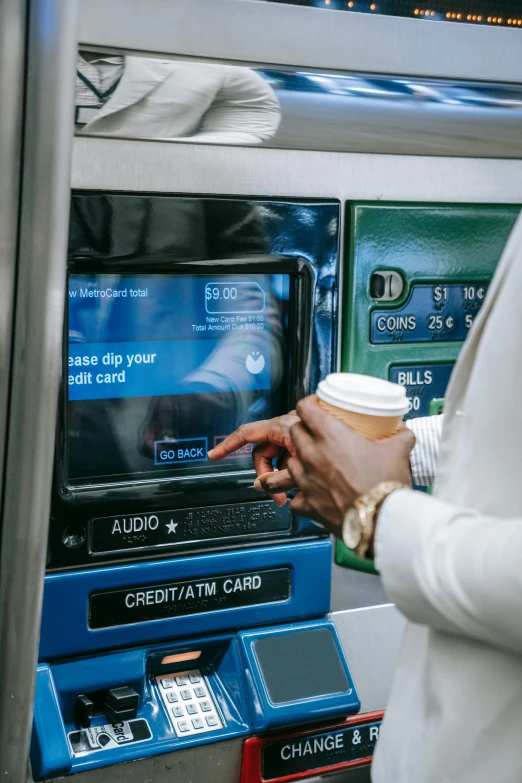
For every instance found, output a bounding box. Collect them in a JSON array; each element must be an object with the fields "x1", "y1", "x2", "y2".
[{"x1": 342, "y1": 481, "x2": 409, "y2": 560}]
